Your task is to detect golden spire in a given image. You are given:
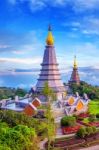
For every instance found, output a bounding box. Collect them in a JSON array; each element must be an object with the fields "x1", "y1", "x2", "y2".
[
  {"x1": 74, "y1": 56, "x2": 77, "y2": 69},
  {"x1": 46, "y1": 25, "x2": 54, "y2": 45}
]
